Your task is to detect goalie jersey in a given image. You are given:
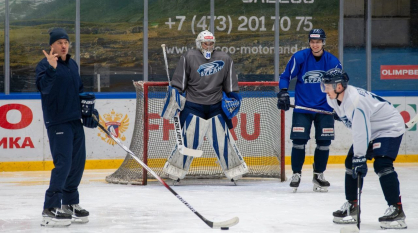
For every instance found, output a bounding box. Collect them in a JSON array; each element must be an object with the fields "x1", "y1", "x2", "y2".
[
  {"x1": 326, "y1": 86, "x2": 405, "y2": 158},
  {"x1": 171, "y1": 49, "x2": 238, "y2": 105}
]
